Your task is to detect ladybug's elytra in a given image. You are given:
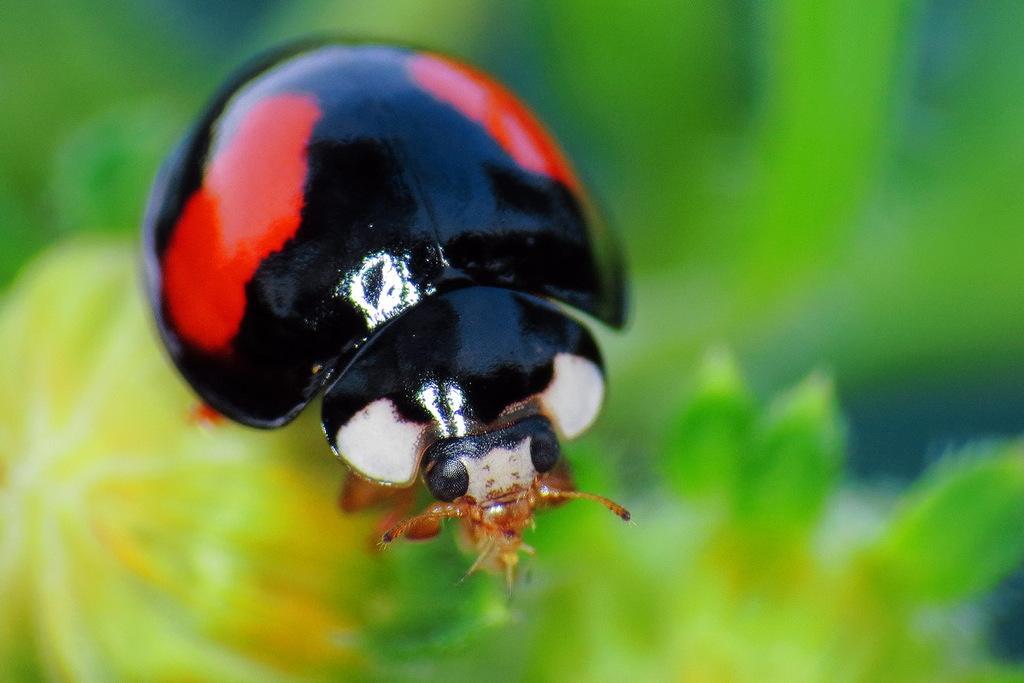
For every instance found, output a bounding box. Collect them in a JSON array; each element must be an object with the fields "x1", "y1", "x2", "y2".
[{"x1": 143, "y1": 41, "x2": 628, "y2": 579}]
